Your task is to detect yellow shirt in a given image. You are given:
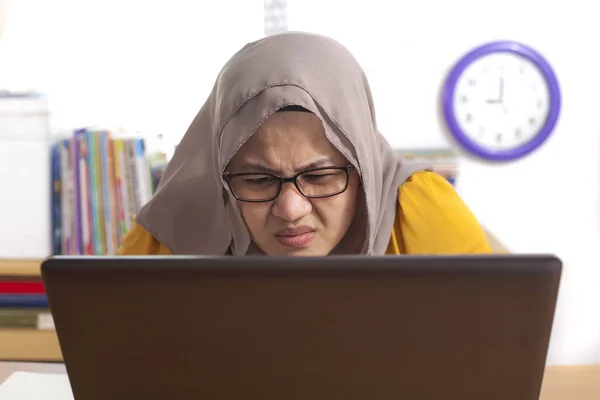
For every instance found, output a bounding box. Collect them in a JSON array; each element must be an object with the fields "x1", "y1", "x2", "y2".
[{"x1": 116, "y1": 171, "x2": 491, "y2": 255}]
